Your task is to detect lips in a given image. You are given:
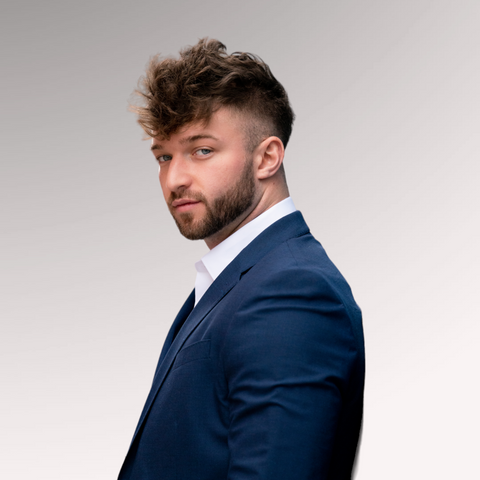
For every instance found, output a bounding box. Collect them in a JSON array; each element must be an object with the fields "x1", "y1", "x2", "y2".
[
  {"x1": 171, "y1": 198, "x2": 200, "y2": 208},
  {"x1": 169, "y1": 198, "x2": 203, "y2": 214}
]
